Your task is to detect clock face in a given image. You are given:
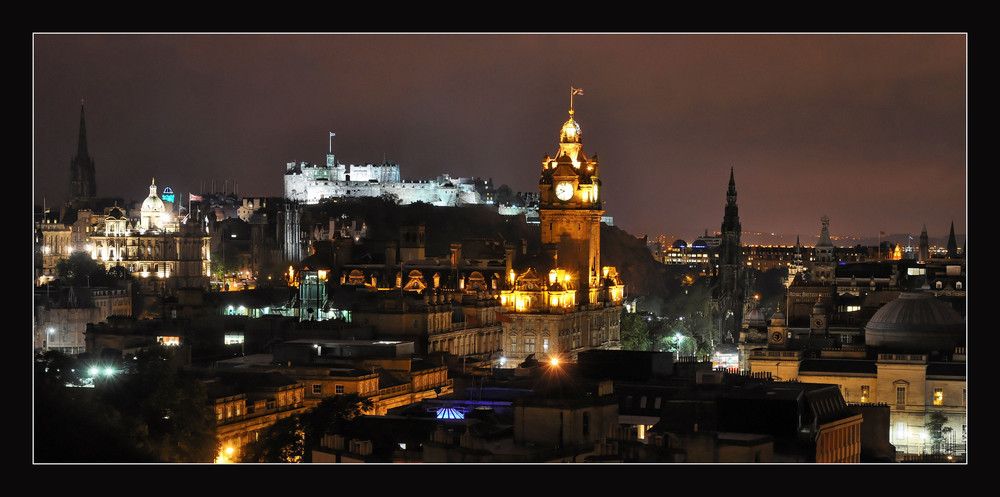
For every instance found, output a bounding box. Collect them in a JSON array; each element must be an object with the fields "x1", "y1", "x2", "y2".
[
  {"x1": 771, "y1": 331, "x2": 783, "y2": 342},
  {"x1": 555, "y1": 181, "x2": 574, "y2": 201}
]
